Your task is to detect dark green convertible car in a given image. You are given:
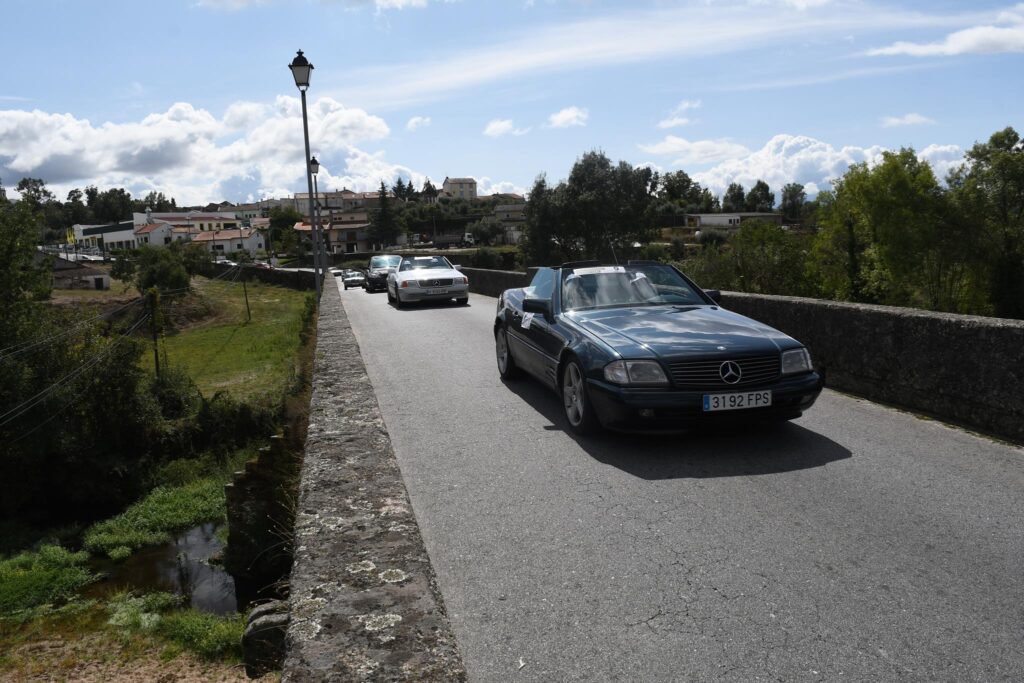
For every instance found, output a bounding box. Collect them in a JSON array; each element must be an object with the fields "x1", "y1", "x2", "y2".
[{"x1": 494, "y1": 261, "x2": 823, "y2": 434}]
